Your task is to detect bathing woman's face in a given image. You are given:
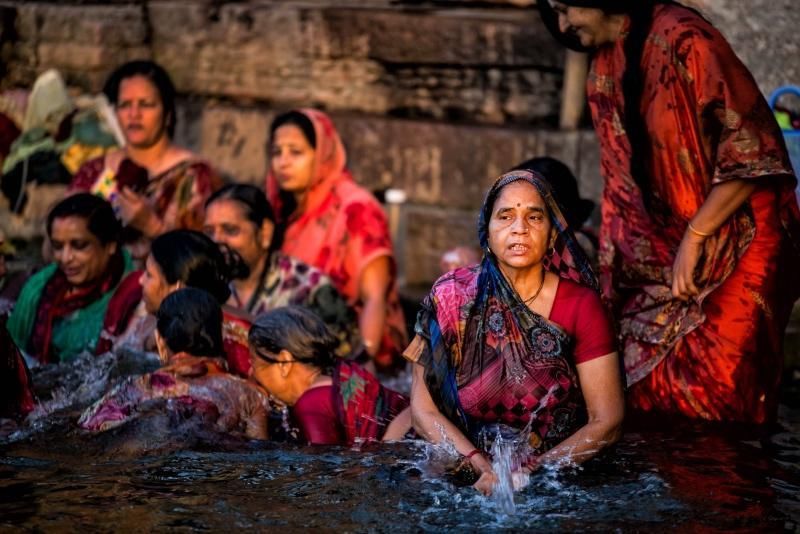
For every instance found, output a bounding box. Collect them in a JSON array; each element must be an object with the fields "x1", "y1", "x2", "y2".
[
  {"x1": 204, "y1": 199, "x2": 273, "y2": 273},
  {"x1": 550, "y1": 1, "x2": 621, "y2": 48},
  {"x1": 249, "y1": 348, "x2": 297, "y2": 406},
  {"x1": 487, "y1": 181, "x2": 554, "y2": 277},
  {"x1": 50, "y1": 216, "x2": 117, "y2": 287},
  {"x1": 140, "y1": 255, "x2": 177, "y2": 314}
]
